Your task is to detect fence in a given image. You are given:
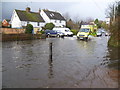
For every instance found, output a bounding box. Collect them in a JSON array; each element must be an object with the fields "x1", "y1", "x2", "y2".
[
  {"x1": 1, "y1": 34, "x2": 46, "y2": 42},
  {"x1": 0, "y1": 28, "x2": 25, "y2": 34}
]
